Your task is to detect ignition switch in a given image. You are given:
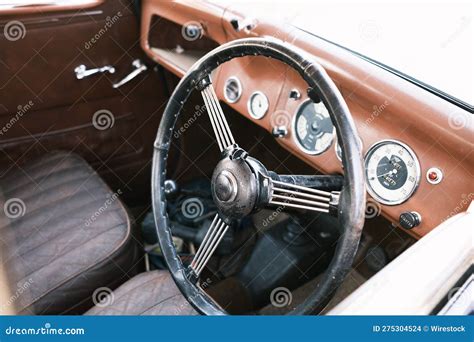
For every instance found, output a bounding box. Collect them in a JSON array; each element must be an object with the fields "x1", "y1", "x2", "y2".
[{"x1": 399, "y1": 211, "x2": 422, "y2": 229}]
